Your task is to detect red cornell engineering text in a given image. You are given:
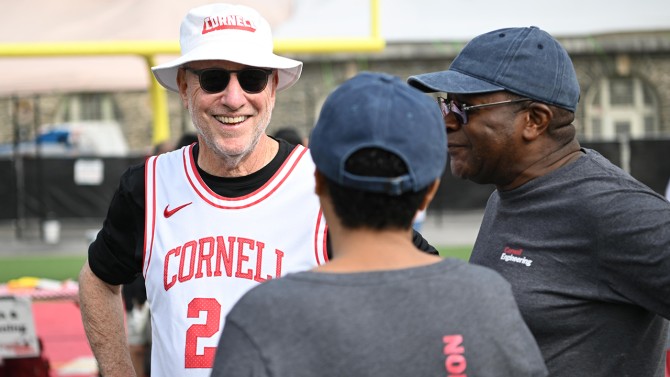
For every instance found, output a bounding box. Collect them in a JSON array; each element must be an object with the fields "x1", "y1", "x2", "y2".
[
  {"x1": 163, "y1": 236, "x2": 285, "y2": 291},
  {"x1": 443, "y1": 334, "x2": 467, "y2": 377}
]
